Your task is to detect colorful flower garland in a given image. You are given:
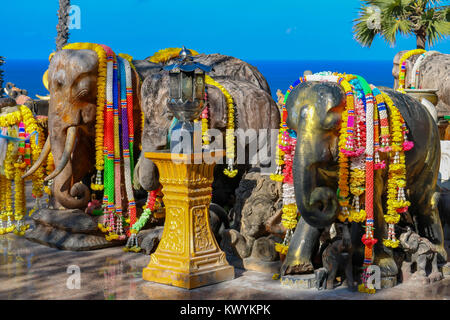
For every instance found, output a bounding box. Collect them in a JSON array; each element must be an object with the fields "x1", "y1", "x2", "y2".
[
  {"x1": 272, "y1": 76, "x2": 304, "y2": 255},
  {"x1": 397, "y1": 49, "x2": 426, "y2": 93},
  {"x1": 0, "y1": 105, "x2": 44, "y2": 235}
]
